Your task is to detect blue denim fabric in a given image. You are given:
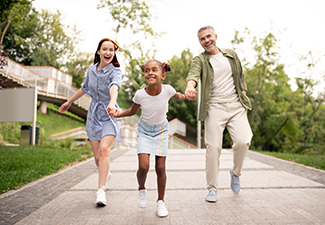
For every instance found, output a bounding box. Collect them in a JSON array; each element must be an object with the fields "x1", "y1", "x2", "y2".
[
  {"x1": 81, "y1": 63, "x2": 122, "y2": 141},
  {"x1": 137, "y1": 118, "x2": 169, "y2": 156}
]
